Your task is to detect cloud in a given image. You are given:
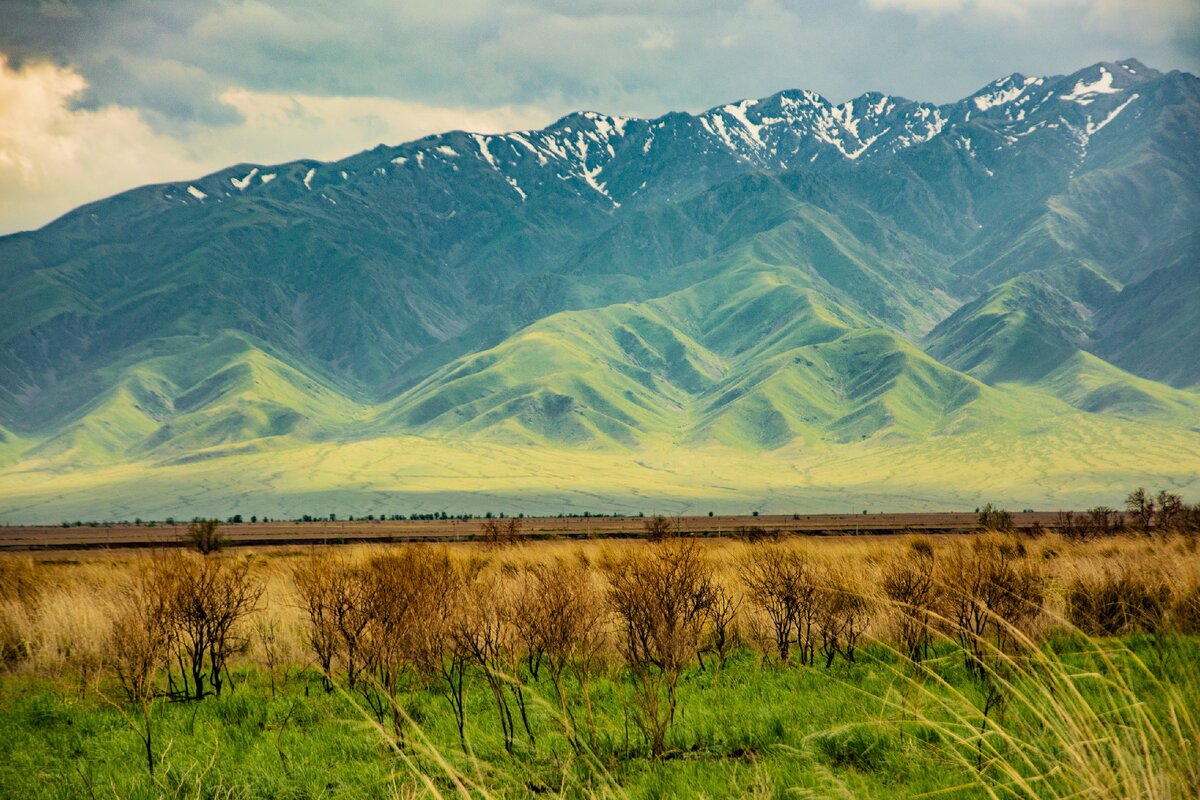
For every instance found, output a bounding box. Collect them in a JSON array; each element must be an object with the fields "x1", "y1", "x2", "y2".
[{"x1": 0, "y1": 55, "x2": 549, "y2": 234}]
